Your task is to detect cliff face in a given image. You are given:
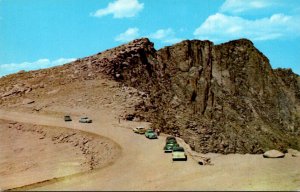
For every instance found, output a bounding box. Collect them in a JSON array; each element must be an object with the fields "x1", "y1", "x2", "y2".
[
  {"x1": 102, "y1": 38, "x2": 300, "y2": 154},
  {"x1": 1, "y1": 38, "x2": 299, "y2": 154},
  {"x1": 151, "y1": 39, "x2": 300, "y2": 153}
]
